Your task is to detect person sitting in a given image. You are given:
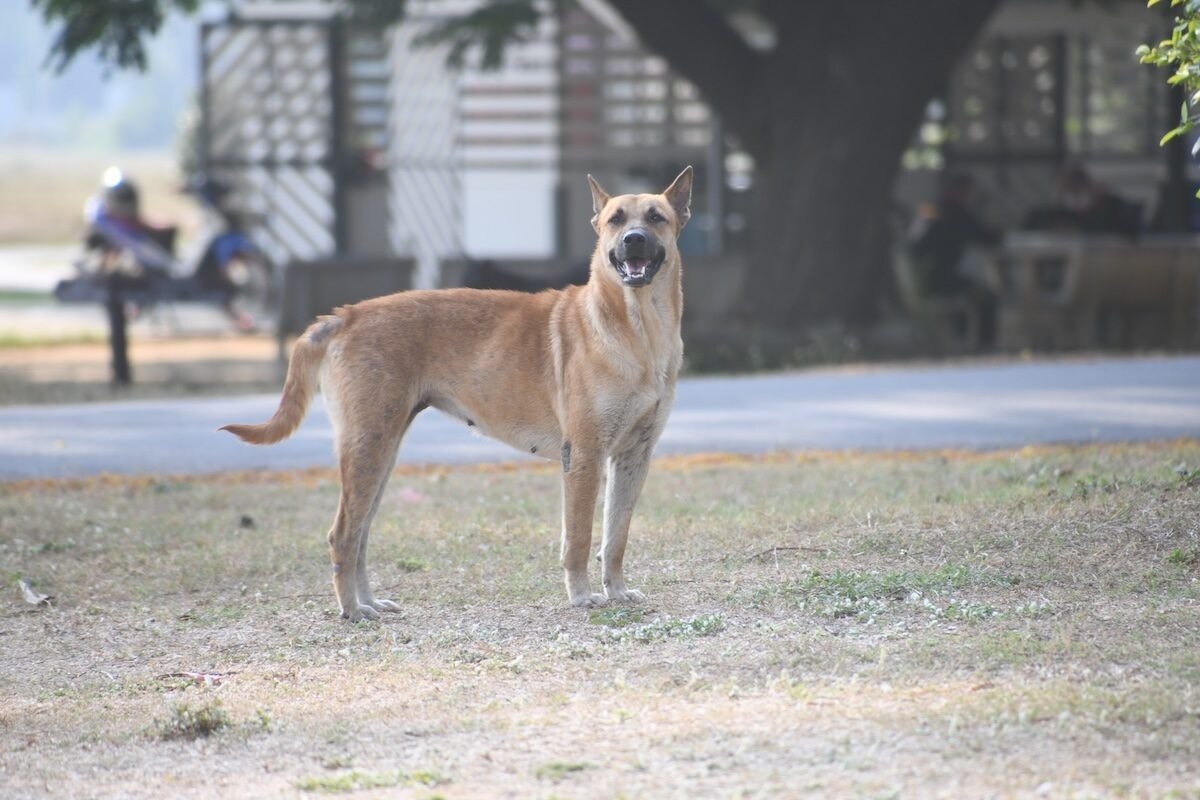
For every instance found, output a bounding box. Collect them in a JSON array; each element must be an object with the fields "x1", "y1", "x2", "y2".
[
  {"x1": 85, "y1": 170, "x2": 178, "y2": 278},
  {"x1": 908, "y1": 173, "x2": 1001, "y2": 348},
  {"x1": 1024, "y1": 165, "x2": 1142, "y2": 236}
]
